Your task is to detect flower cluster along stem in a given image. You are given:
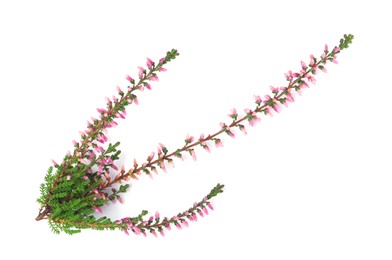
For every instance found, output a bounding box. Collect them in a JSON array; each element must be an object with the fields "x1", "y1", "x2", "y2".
[
  {"x1": 98, "y1": 35, "x2": 354, "y2": 196},
  {"x1": 36, "y1": 50, "x2": 180, "y2": 221},
  {"x1": 51, "y1": 183, "x2": 224, "y2": 236}
]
